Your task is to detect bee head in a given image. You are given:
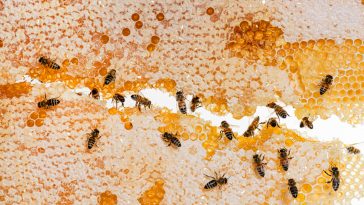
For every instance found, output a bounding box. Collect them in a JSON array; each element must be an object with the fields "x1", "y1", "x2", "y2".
[
  {"x1": 288, "y1": 179, "x2": 296, "y2": 185},
  {"x1": 38, "y1": 57, "x2": 44, "y2": 62},
  {"x1": 253, "y1": 154, "x2": 259, "y2": 161},
  {"x1": 131, "y1": 94, "x2": 137, "y2": 100},
  {"x1": 94, "y1": 129, "x2": 100, "y2": 134},
  {"x1": 176, "y1": 90, "x2": 183, "y2": 97},
  {"x1": 37, "y1": 101, "x2": 46, "y2": 108},
  {"x1": 326, "y1": 75, "x2": 333, "y2": 80},
  {"x1": 192, "y1": 96, "x2": 200, "y2": 102},
  {"x1": 91, "y1": 88, "x2": 98, "y2": 94},
  {"x1": 266, "y1": 102, "x2": 275, "y2": 108},
  {"x1": 221, "y1": 121, "x2": 228, "y2": 127},
  {"x1": 331, "y1": 167, "x2": 338, "y2": 172}
]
